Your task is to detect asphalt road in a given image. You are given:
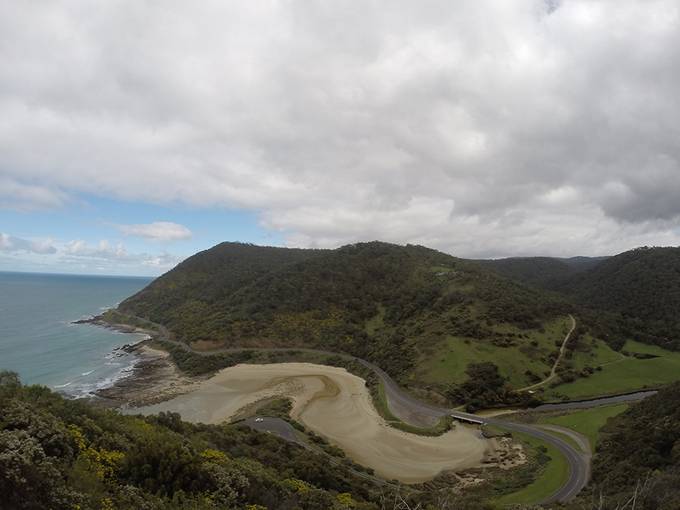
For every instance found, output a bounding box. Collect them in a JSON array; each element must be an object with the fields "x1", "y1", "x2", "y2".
[
  {"x1": 532, "y1": 390, "x2": 656, "y2": 412},
  {"x1": 241, "y1": 416, "x2": 400, "y2": 488},
  {"x1": 356, "y1": 356, "x2": 591, "y2": 504},
  {"x1": 129, "y1": 316, "x2": 654, "y2": 504},
  {"x1": 242, "y1": 416, "x2": 302, "y2": 444}
]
